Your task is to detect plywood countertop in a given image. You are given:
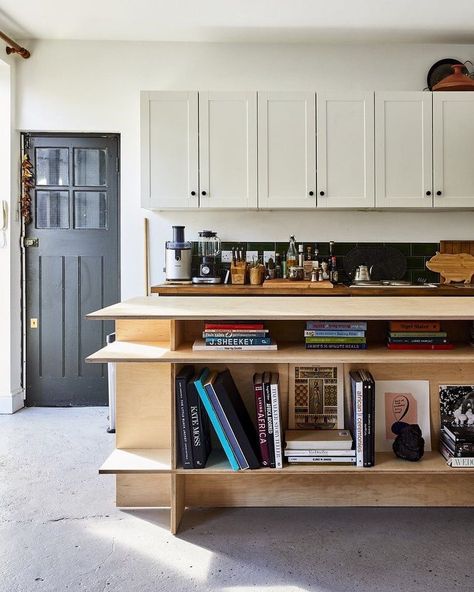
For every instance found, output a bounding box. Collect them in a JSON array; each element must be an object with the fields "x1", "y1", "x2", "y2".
[{"x1": 87, "y1": 295, "x2": 474, "y2": 320}]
